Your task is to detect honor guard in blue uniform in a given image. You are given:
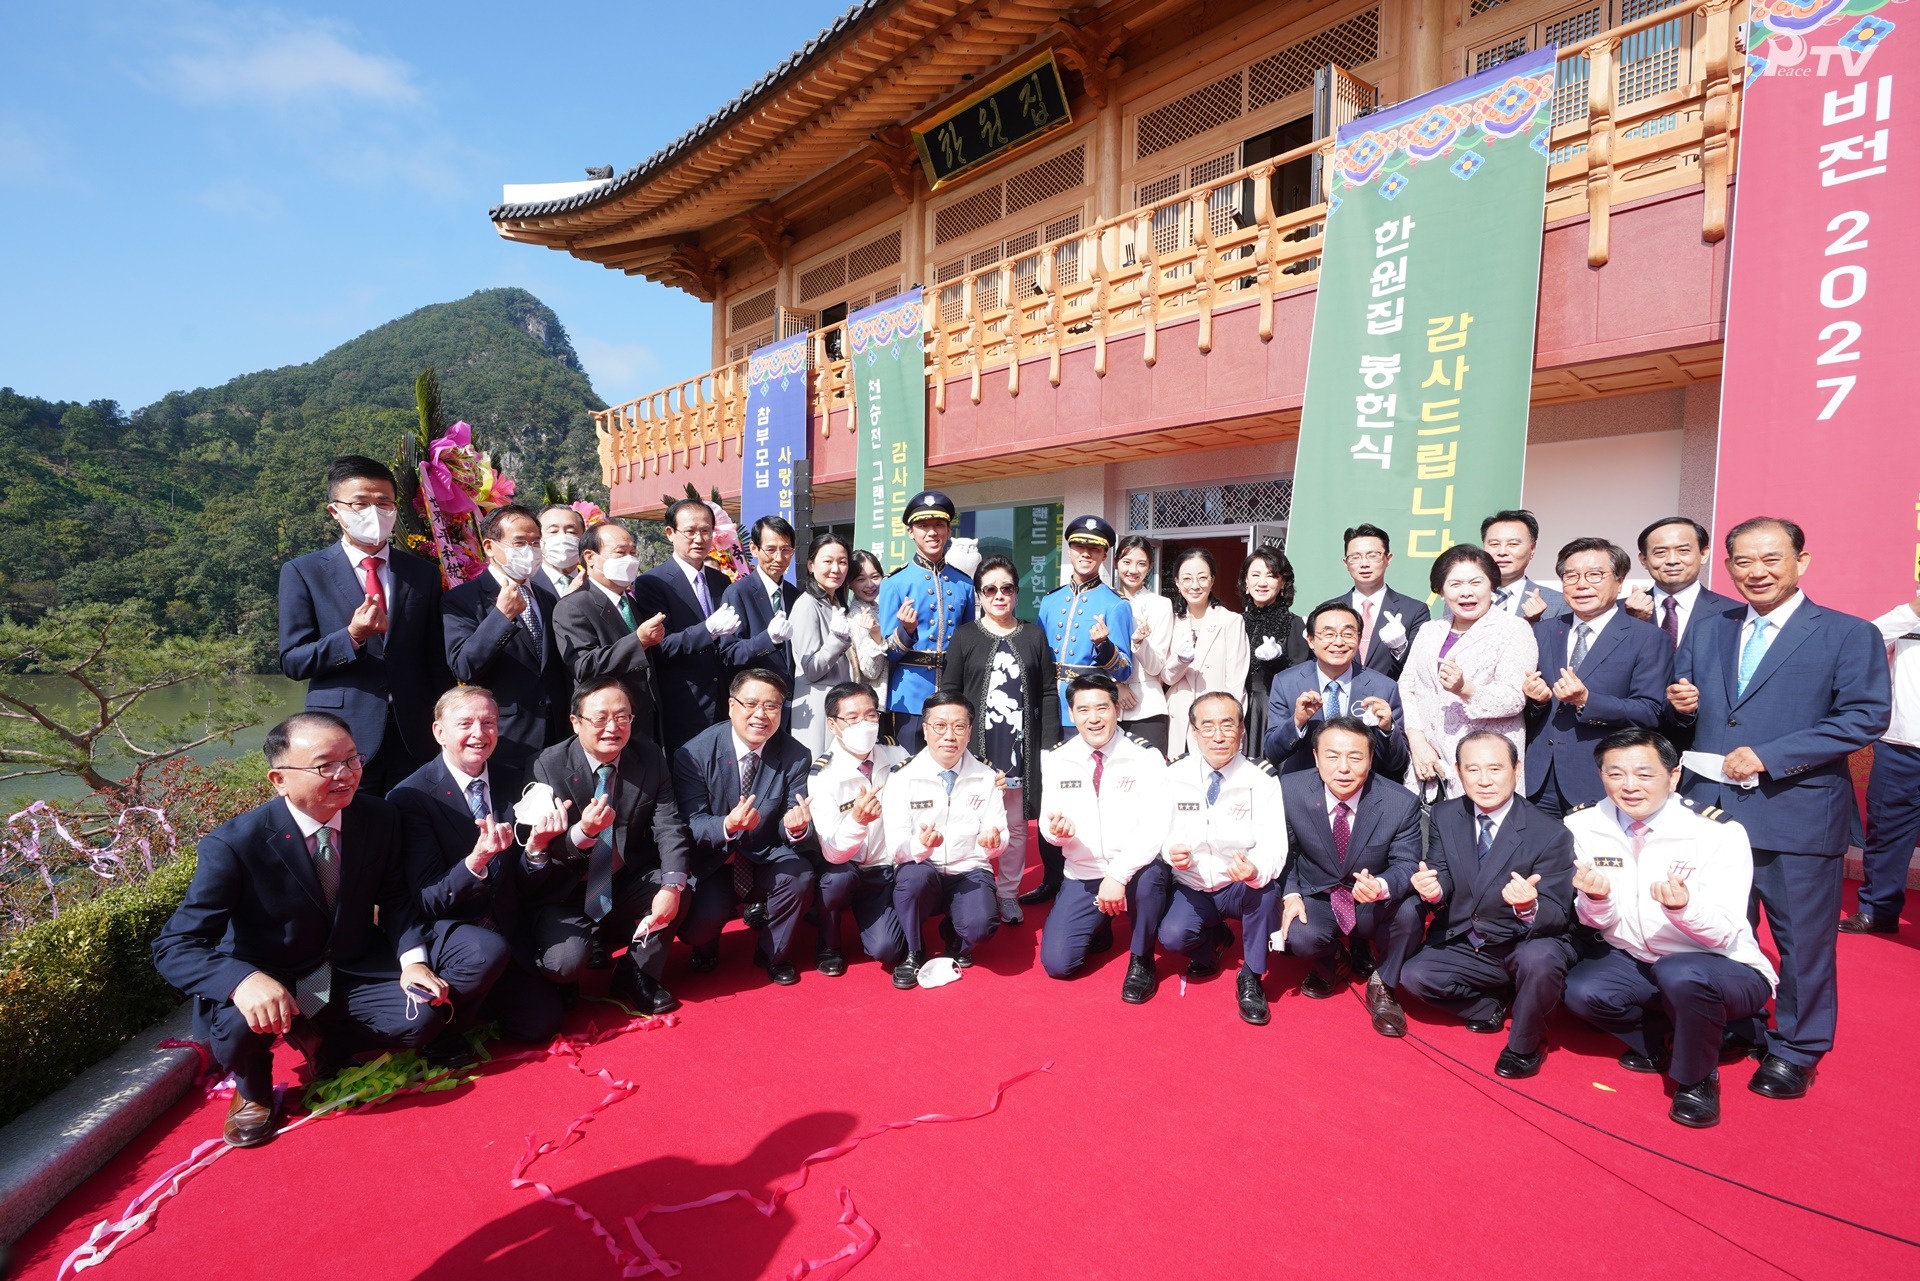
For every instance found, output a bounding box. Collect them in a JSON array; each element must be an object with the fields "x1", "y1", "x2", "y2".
[
  {"x1": 878, "y1": 490, "x2": 975, "y2": 754},
  {"x1": 1039, "y1": 516, "x2": 1136, "y2": 728}
]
